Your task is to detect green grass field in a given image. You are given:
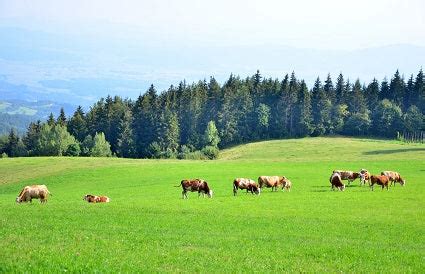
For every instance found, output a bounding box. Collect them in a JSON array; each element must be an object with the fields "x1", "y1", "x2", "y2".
[{"x1": 0, "y1": 137, "x2": 424, "y2": 272}]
